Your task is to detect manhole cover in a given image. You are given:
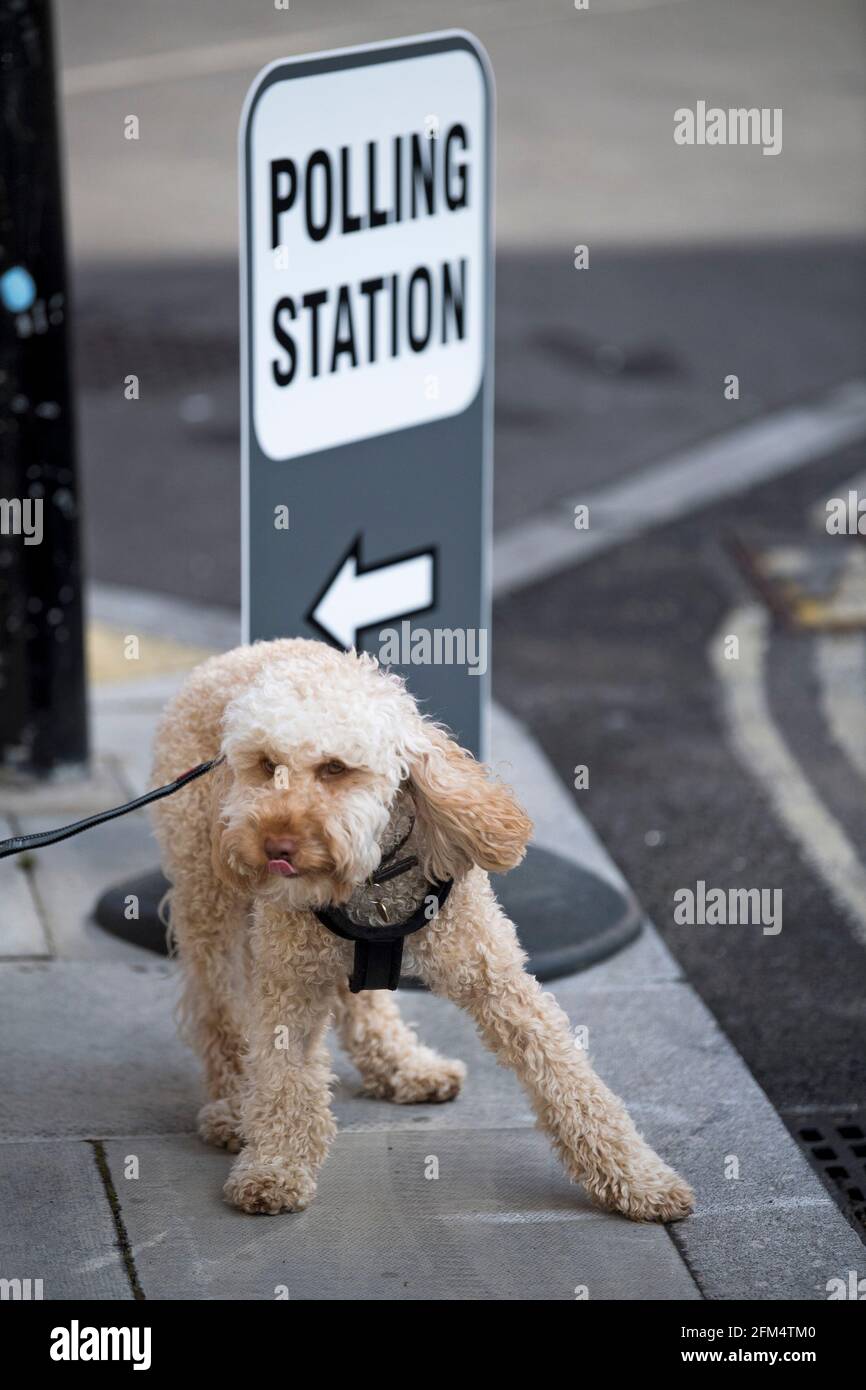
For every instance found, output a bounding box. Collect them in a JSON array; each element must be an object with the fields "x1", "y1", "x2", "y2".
[{"x1": 790, "y1": 1112, "x2": 866, "y2": 1234}]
